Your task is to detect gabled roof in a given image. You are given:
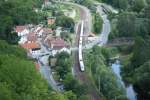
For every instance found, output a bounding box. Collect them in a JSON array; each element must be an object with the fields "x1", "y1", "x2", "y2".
[
  {"x1": 45, "y1": 36, "x2": 68, "y2": 50},
  {"x1": 20, "y1": 42, "x2": 40, "y2": 50},
  {"x1": 27, "y1": 34, "x2": 37, "y2": 42},
  {"x1": 15, "y1": 26, "x2": 27, "y2": 32}
]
